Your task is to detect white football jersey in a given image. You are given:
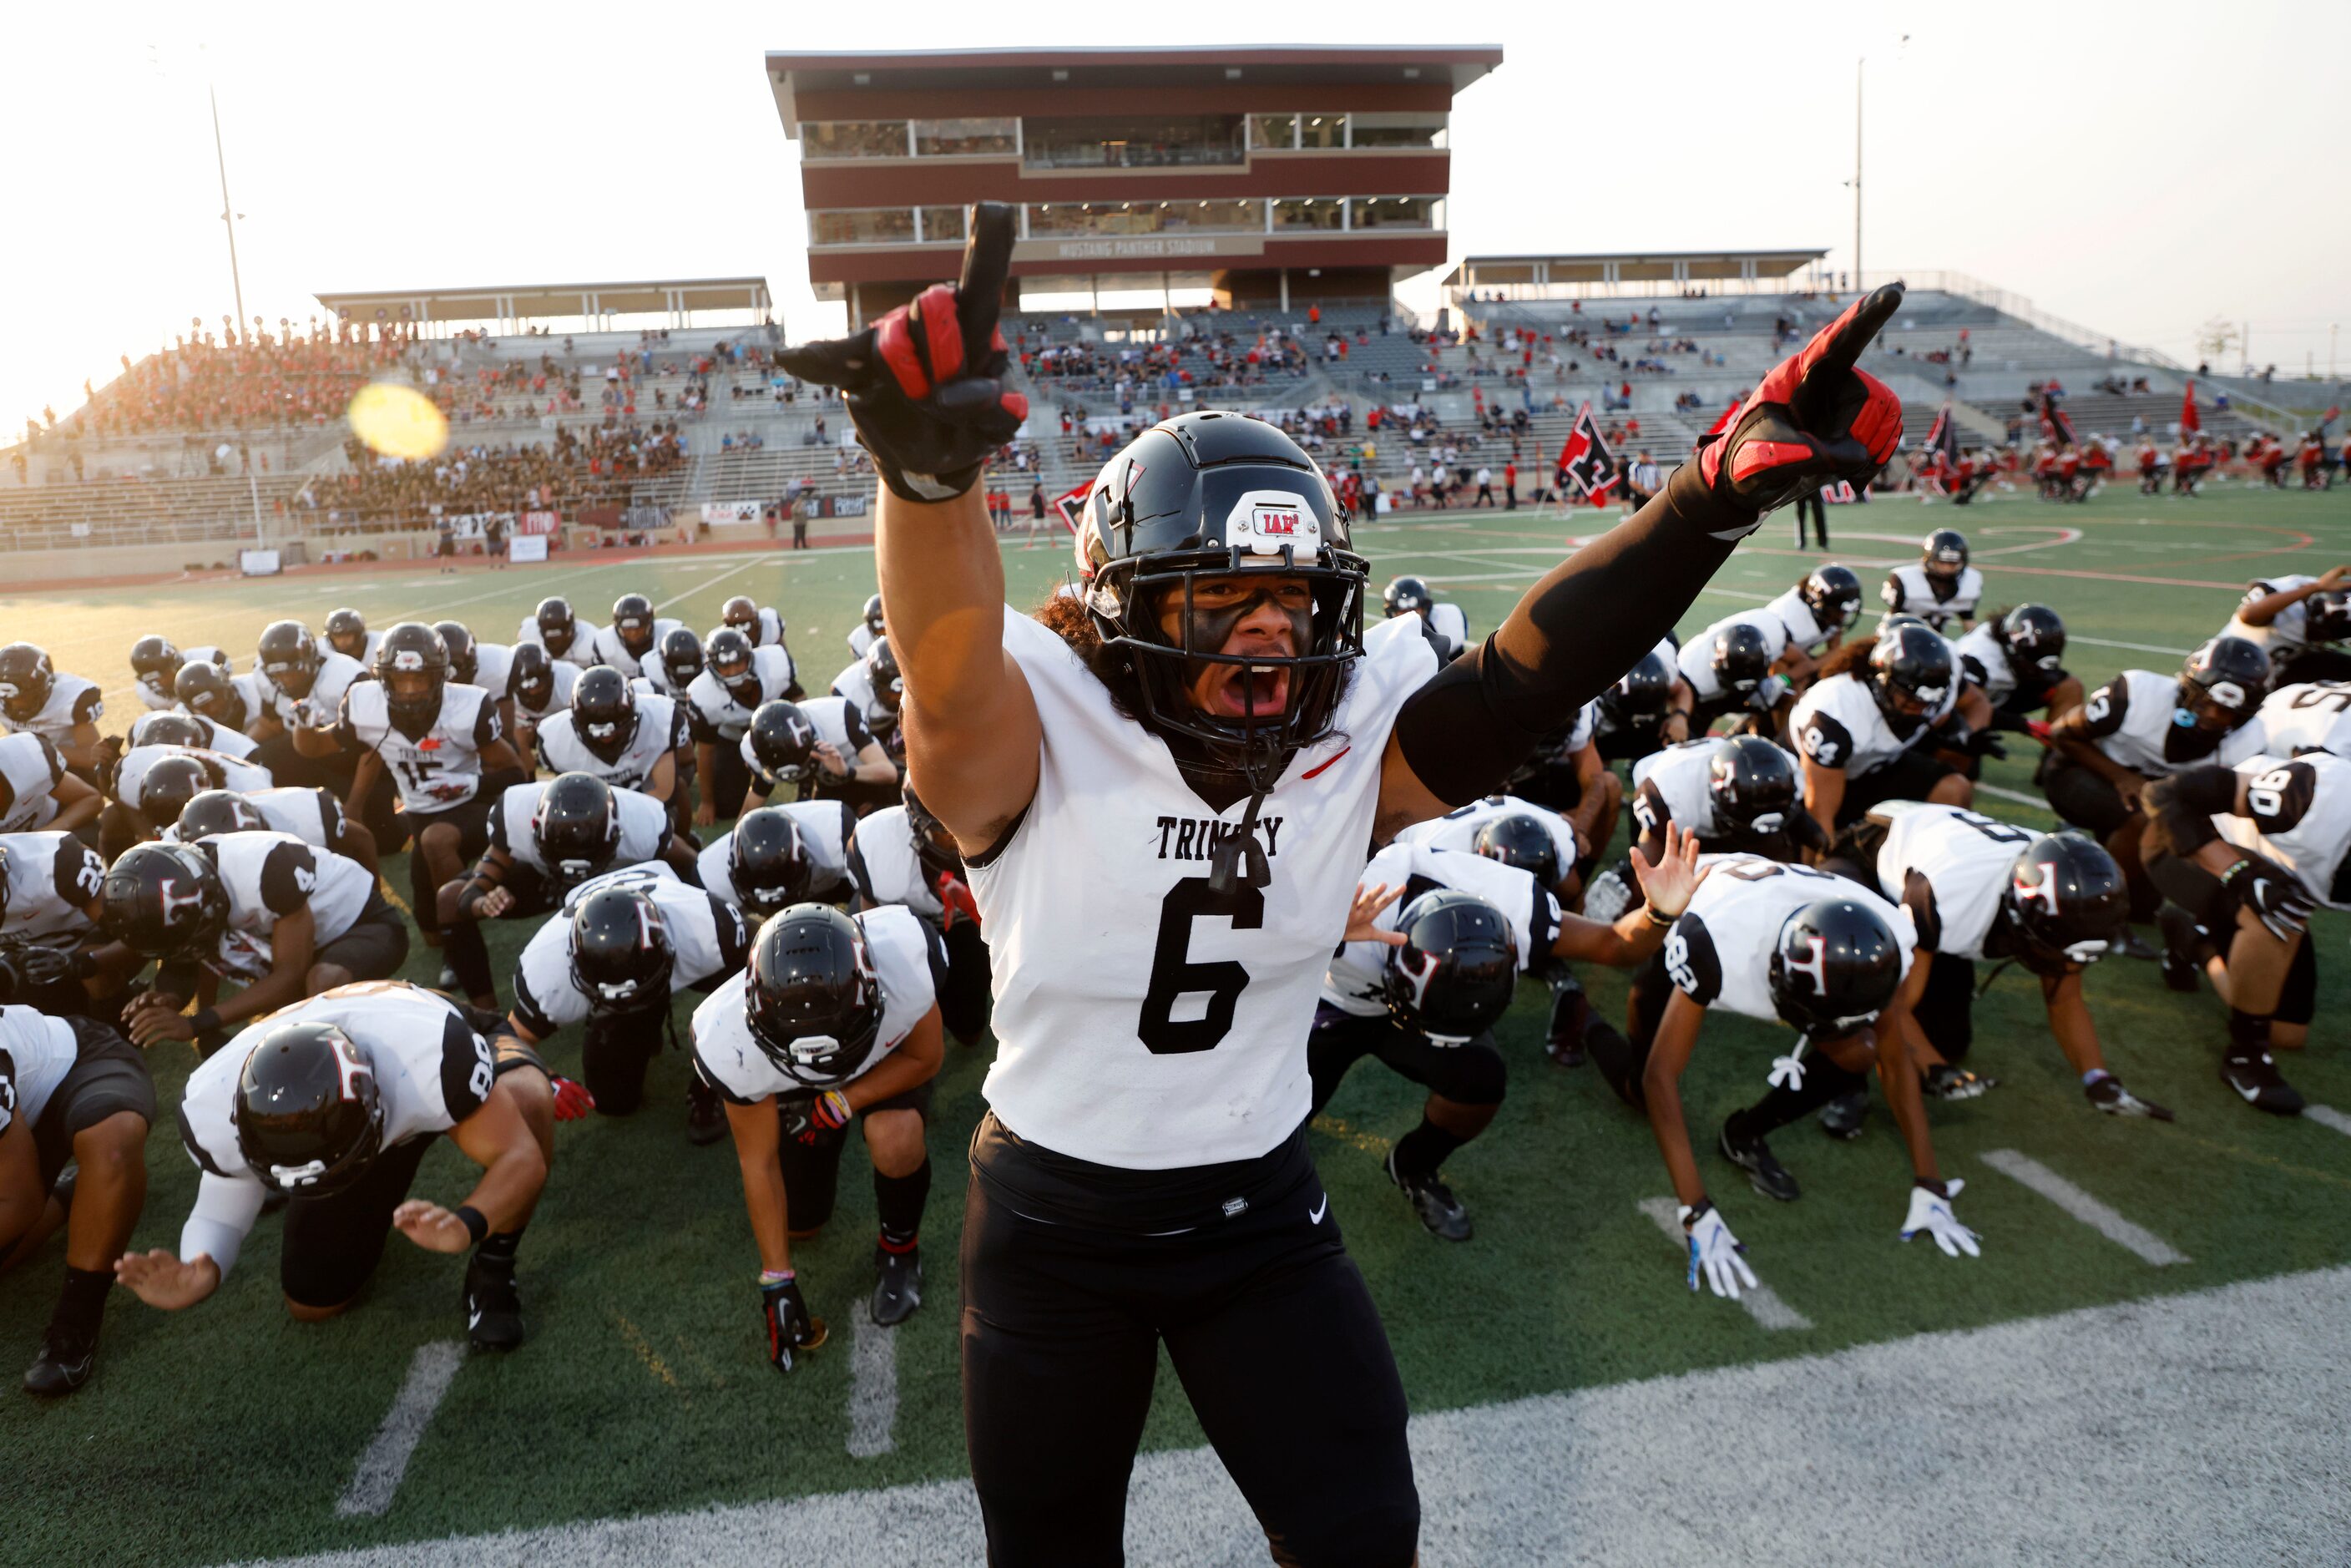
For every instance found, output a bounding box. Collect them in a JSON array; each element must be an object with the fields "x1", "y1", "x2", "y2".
[
  {"x1": 1631, "y1": 736, "x2": 1801, "y2": 843},
  {"x1": 115, "y1": 746, "x2": 272, "y2": 817},
  {"x1": 535, "y1": 693, "x2": 682, "y2": 792},
  {"x1": 512, "y1": 658, "x2": 581, "y2": 721},
  {"x1": 0, "y1": 831, "x2": 104, "y2": 941},
  {"x1": 1880, "y1": 563, "x2": 1984, "y2": 630},
  {"x1": 1394, "y1": 792, "x2": 1580, "y2": 878},
  {"x1": 136, "y1": 645, "x2": 230, "y2": 711},
  {"x1": 588, "y1": 619, "x2": 683, "y2": 680},
  {"x1": 2222, "y1": 681, "x2": 2351, "y2": 766},
  {"x1": 465, "y1": 642, "x2": 517, "y2": 703},
  {"x1": 699, "y1": 798, "x2": 856, "y2": 912},
  {"x1": 1, "y1": 671, "x2": 102, "y2": 743},
  {"x1": 686, "y1": 646, "x2": 796, "y2": 744},
  {"x1": 198, "y1": 831, "x2": 376, "y2": 981},
  {"x1": 1662, "y1": 855, "x2": 1914, "y2": 1026},
  {"x1": 1873, "y1": 803, "x2": 2043, "y2": 961},
  {"x1": 1428, "y1": 601, "x2": 1470, "y2": 650},
  {"x1": 741, "y1": 697, "x2": 875, "y2": 798},
  {"x1": 128, "y1": 710, "x2": 259, "y2": 761},
  {"x1": 510, "y1": 866, "x2": 751, "y2": 1036},
  {"x1": 830, "y1": 658, "x2": 896, "y2": 733},
  {"x1": 844, "y1": 804, "x2": 947, "y2": 919},
  {"x1": 691, "y1": 906, "x2": 938, "y2": 1099},
  {"x1": 339, "y1": 681, "x2": 501, "y2": 812},
  {"x1": 514, "y1": 618, "x2": 598, "y2": 670},
  {"x1": 2075, "y1": 669, "x2": 2237, "y2": 776},
  {"x1": 253, "y1": 650, "x2": 367, "y2": 733},
  {"x1": 0, "y1": 733, "x2": 64, "y2": 833},
  {"x1": 1322, "y1": 841, "x2": 1558, "y2": 1018},
  {"x1": 1789, "y1": 673, "x2": 1922, "y2": 780},
  {"x1": 1676, "y1": 609, "x2": 1798, "y2": 705},
  {"x1": 0, "y1": 1006, "x2": 81, "y2": 1137},
  {"x1": 488, "y1": 780, "x2": 671, "y2": 880},
  {"x1": 848, "y1": 623, "x2": 880, "y2": 660},
  {"x1": 966, "y1": 608, "x2": 1437, "y2": 1169},
  {"x1": 731, "y1": 605, "x2": 789, "y2": 649},
  {"x1": 169, "y1": 785, "x2": 345, "y2": 852},
  {"x1": 1953, "y1": 624, "x2": 2021, "y2": 706},
  {"x1": 2217, "y1": 752, "x2": 2351, "y2": 910},
  {"x1": 1760, "y1": 586, "x2": 1834, "y2": 652},
  {"x1": 2222, "y1": 575, "x2": 2322, "y2": 660}
]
